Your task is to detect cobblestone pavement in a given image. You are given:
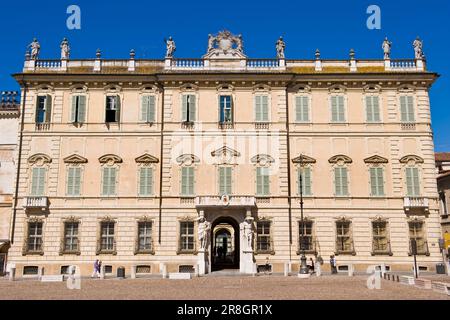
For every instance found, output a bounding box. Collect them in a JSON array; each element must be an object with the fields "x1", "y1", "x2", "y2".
[{"x1": 0, "y1": 275, "x2": 449, "y2": 300}]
